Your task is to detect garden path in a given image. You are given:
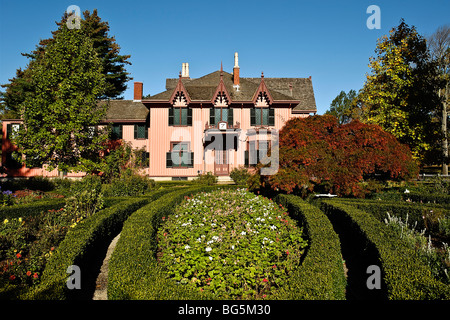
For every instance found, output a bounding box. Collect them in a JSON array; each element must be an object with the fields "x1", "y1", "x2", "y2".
[{"x1": 92, "y1": 233, "x2": 121, "y2": 300}]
